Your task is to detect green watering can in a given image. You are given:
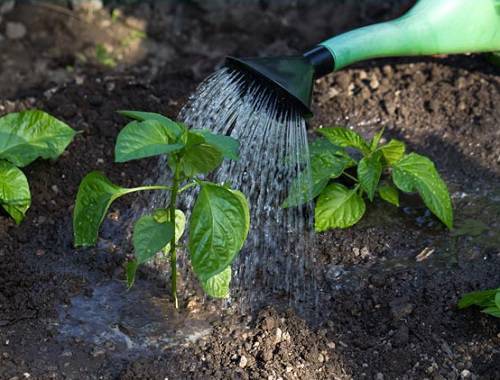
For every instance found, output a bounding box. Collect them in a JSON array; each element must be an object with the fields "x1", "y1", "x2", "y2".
[{"x1": 227, "y1": 0, "x2": 500, "y2": 117}]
